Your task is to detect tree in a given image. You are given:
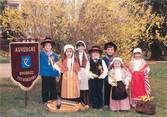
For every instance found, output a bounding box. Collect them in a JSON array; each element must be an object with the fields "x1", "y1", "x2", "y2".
[
  {"x1": 0, "y1": 0, "x2": 75, "y2": 42},
  {"x1": 0, "y1": 0, "x2": 5, "y2": 14},
  {"x1": 0, "y1": 0, "x2": 166, "y2": 60},
  {"x1": 76, "y1": 0, "x2": 165, "y2": 61}
]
